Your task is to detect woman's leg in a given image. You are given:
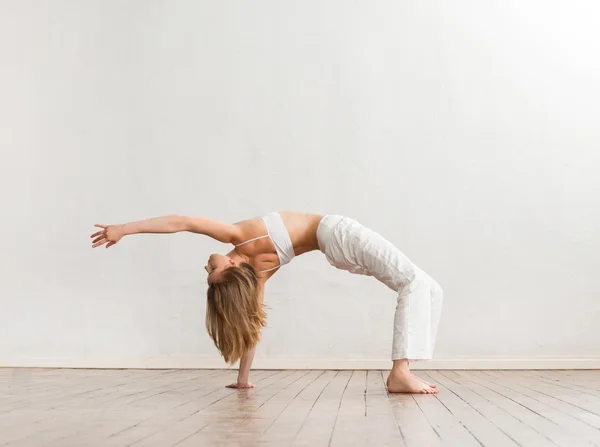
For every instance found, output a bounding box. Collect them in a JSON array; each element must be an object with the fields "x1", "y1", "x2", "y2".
[
  {"x1": 316, "y1": 215, "x2": 444, "y2": 393},
  {"x1": 387, "y1": 277, "x2": 443, "y2": 394}
]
